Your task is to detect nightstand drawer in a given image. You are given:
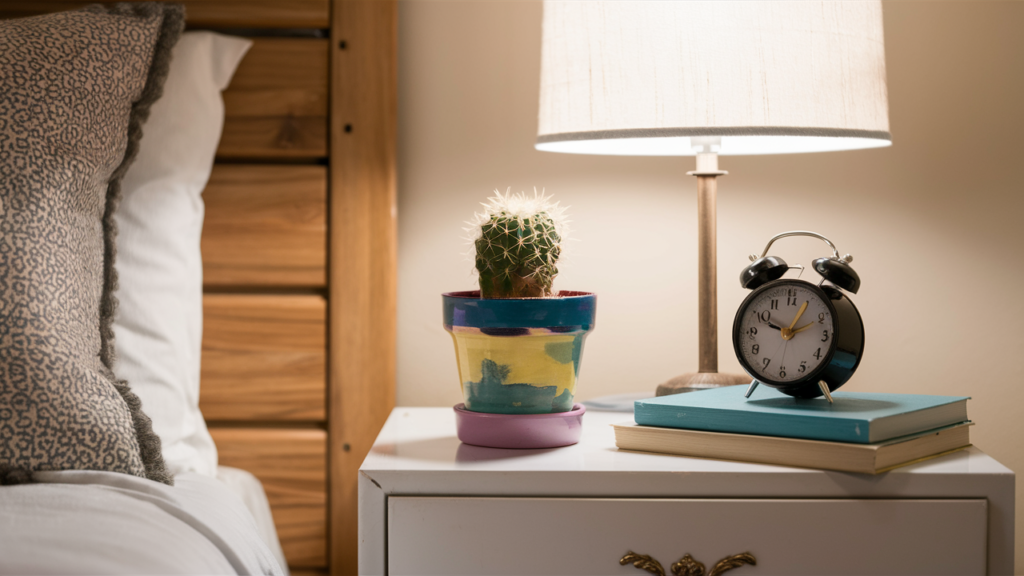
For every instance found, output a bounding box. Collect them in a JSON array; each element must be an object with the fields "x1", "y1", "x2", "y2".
[{"x1": 388, "y1": 497, "x2": 987, "y2": 575}]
